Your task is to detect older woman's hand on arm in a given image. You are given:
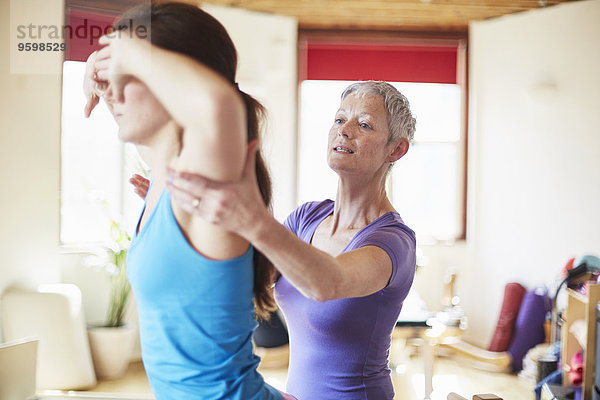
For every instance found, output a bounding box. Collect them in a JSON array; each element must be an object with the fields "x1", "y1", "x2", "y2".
[
  {"x1": 130, "y1": 174, "x2": 150, "y2": 199},
  {"x1": 167, "y1": 140, "x2": 269, "y2": 235},
  {"x1": 167, "y1": 142, "x2": 394, "y2": 302}
]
